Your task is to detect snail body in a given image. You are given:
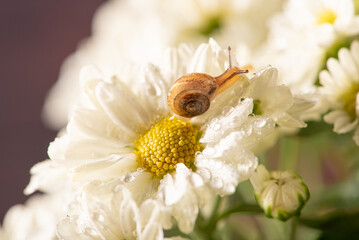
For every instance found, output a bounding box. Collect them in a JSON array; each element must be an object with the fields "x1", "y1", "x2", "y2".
[{"x1": 167, "y1": 47, "x2": 248, "y2": 118}]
